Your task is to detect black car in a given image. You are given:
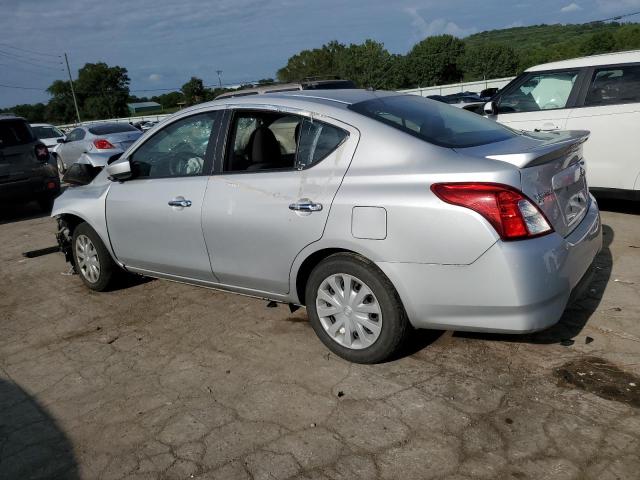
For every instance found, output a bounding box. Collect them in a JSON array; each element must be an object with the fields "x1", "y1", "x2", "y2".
[{"x1": 0, "y1": 115, "x2": 61, "y2": 211}]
